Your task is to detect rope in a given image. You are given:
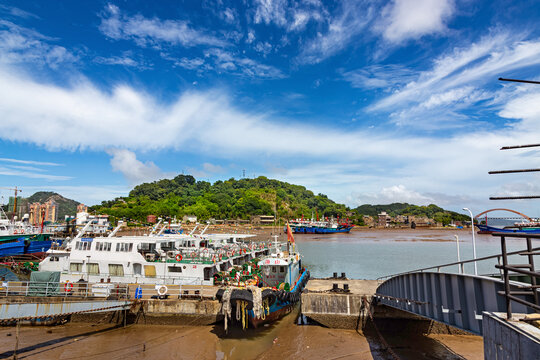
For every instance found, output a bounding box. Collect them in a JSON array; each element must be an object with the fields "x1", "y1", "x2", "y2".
[
  {"x1": 221, "y1": 288, "x2": 232, "y2": 332},
  {"x1": 362, "y1": 296, "x2": 401, "y2": 360}
]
